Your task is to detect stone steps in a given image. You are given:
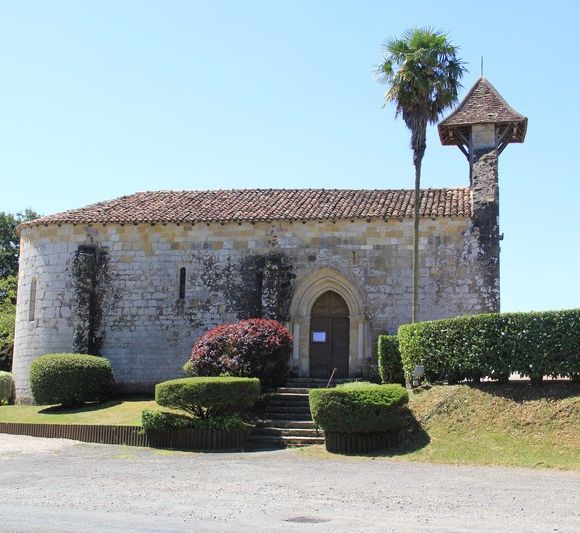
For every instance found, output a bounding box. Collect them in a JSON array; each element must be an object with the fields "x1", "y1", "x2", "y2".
[
  {"x1": 277, "y1": 387, "x2": 309, "y2": 394},
  {"x1": 286, "y1": 378, "x2": 354, "y2": 389},
  {"x1": 266, "y1": 405, "x2": 311, "y2": 415},
  {"x1": 251, "y1": 386, "x2": 323, "y2": 448},
  {"x1": 255, "y1": 419, "x2": 316, "y2": 429},
  {"x1": 256, "y1": 427, "x2": 322, "y2": 438},
  {"x1": 249, "y1": 435, "x2": 325, "y2": 449},
  {"x1": 267, "y1": 394, "x2": 310, "y2": 405},
  {"x1": 259, "y1": 413, "x2": 313, "y2": 421}
]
